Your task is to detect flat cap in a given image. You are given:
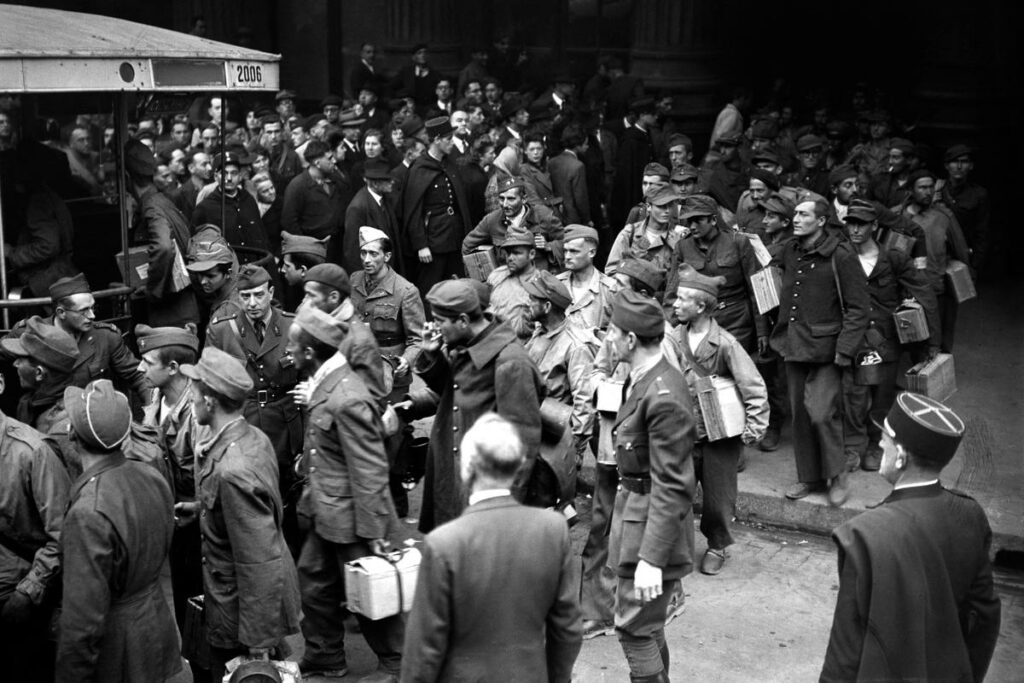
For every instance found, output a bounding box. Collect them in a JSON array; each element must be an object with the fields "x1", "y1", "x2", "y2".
[
  {"x1": 304, "y1": 263, "x2": 351, "y2": 298},
  {"x1": 880, "y1": 392, "x2": 965, "y2": 467},
  {"x1": 400, "y1": 115, "x2": 426, "y2": 138},
  {"x1": 749, "y1": 168, "x2": 781, "y2": 192},
  {"x1": 667, "y1": 134, "x2": 692, "y2": 150},
  {"x1": 796, "y1": 134, "x2": 825, "y2": 152},
  {"x1": 426, "y1": 279, "x2": 482, "y2": 318},
  {"x1": 564, "y1": 225, "x2": 600, "y2": 245},
  {"x1": 281, "y1": 231, "x2": 329, "y2": 259},
  {"x1": 275, "y1": 89, "x2": 297, "y2": 102},
  {"x1": 617, "y1": 259, "x2": 664, "y2": 293},
  {"x1": 135, "y1": 324, "x2": 200, "y2": 354},
  {"x1": 181, "y1": 347, "x2": 253, "y2": 402},
  {"x1": 716, "y1": 131, "x2": 743, "y2": 146},
  {"x1": 363, "y1": 159, "x2": 392, "y2": 180},
  {"x1": 611, "y1": 289, "x2": 664, "y2": 337},
  {"x1": 522, "y1": 270, "x2": 572, "y2": 310},
  {"x1": 64, "y1": 380, "x2": 132, "y2": 451},
  {"x1": 944, "y1": 144, "x2": 973, "y2": 163},
  {"x1": 501, "y1": 226, "x2": 535, "y2": 248},
  {"x1": 643, "y1": 162, "x2": 670, "y2": 179},
  {"x1": 425, "y1": 116, "x2": 453, "y2": 139},
  {"x1": 845, "y1": 198, "x2": 878, "y2": 223},
  {"x1": 49, "y1": 273, "x2": 90, "y2": 300},
  {"x1": 1, "y1": 316, "x2": 79, "y2": 373},
  {"x1": 828, "y1": 165, "x2": 859, "y2": 186},
  {"x1": 648, "y1": 185, "x2": 680, "y2": 207},
  {"x1": 762, "y1": 192, "x2": 795, "y2": 219},
  {"x1": 680, "y1": 194, "x2": 719, "y2": 220},
  {"x1": 496, "y1": 175, "x2": 526, "y2": 194},
  {"x1": 294, "y1": 304, "x2": 346, "y2": 348},
  {"x1": 124, "y1": 139, "x2": 157, "y2": 176},
  {"x1": 321, "y1": 94, "x2": 344, "y2": 108},
  {"x1": 302, "y1": 113, "x2": 326, "y2": 131},
  {"x1": 237, "y1": 264, "x2": 271, "y2": 290},
  {"x1": 359, "y1": 226, "x2": 390, "y2": 247},
  {"x1": 890, "y1": 137, "x2": 915, "y2": 155},
  {"x1": 339, "y1": 110, "x2": 366, "y2": 127},
  {"x1": 675, "y1": 263, "x2": 725, "y2": 298},
  {"x1": 671, "y1": 163, "x2": 699, "y2": 182}
]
